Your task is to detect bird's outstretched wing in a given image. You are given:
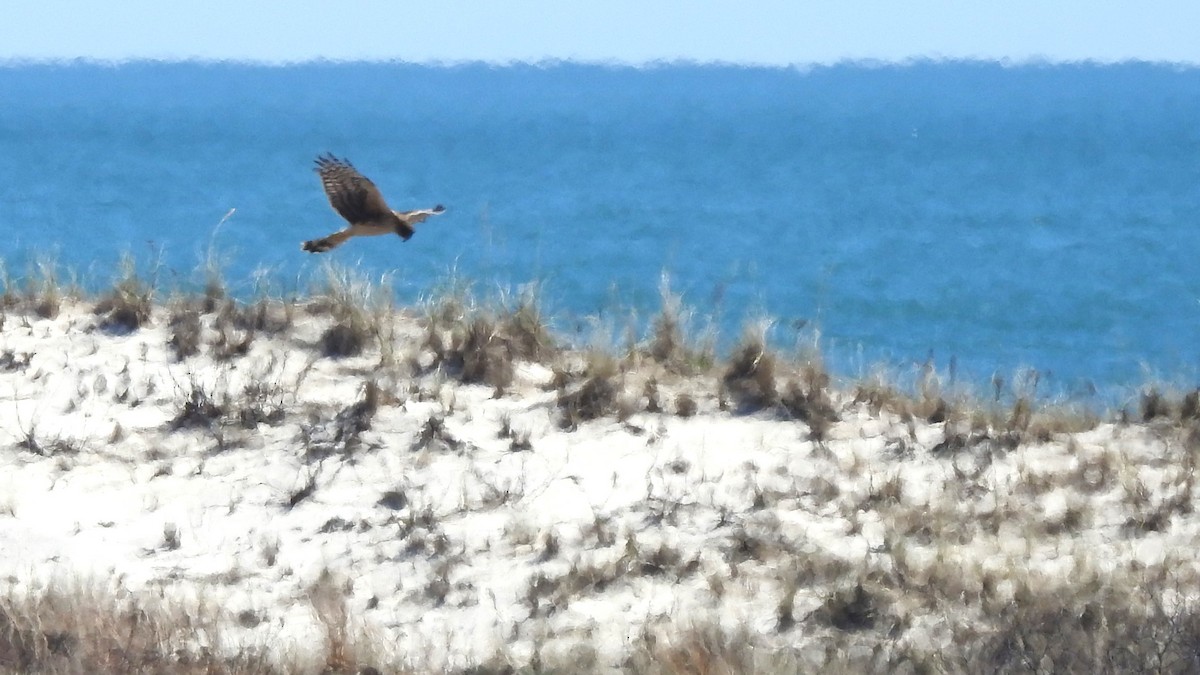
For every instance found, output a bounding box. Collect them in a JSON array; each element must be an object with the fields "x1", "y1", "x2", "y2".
[
  {"x1": 397, "y1": 204, "x2": 447, "y2": 227},
  {"x1": 313, "y1": 153, "x2": 393, "y2": 225}
]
